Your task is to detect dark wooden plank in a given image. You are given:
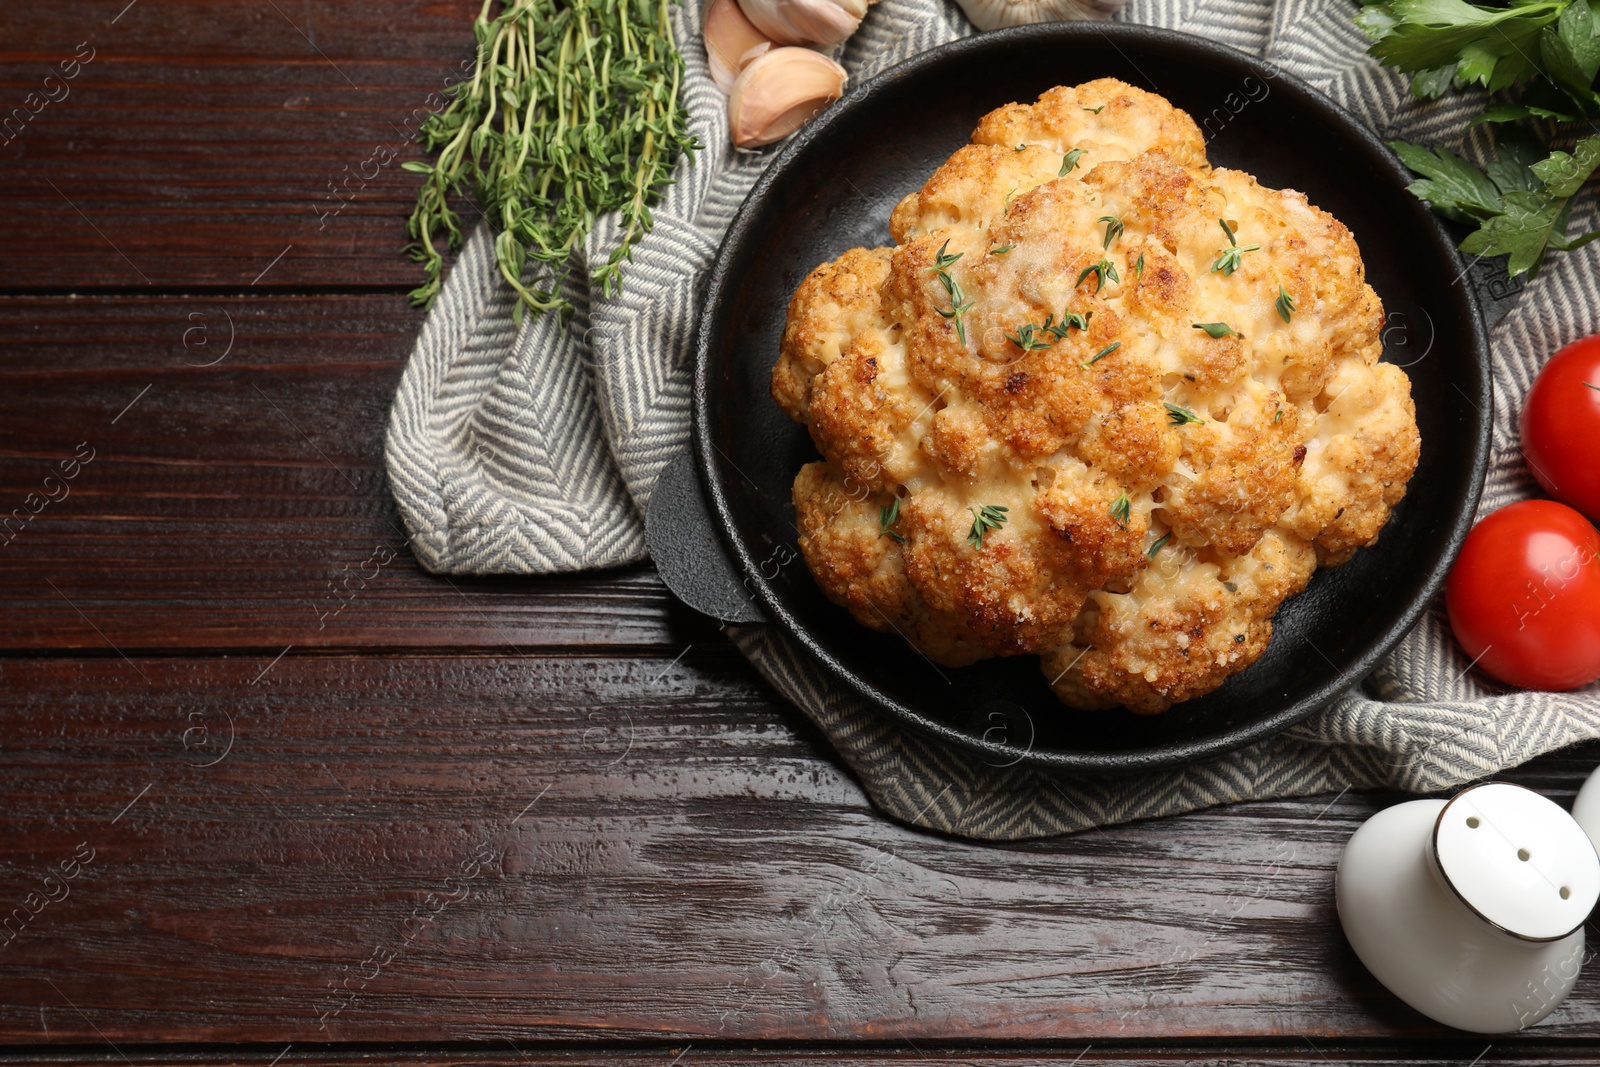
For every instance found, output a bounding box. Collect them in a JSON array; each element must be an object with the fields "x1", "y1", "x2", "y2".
[
  {"x1": 0, "y1": 1047, "x2": 1588, "y2": 1065},
  {"x1": 3, "y1": 651, "x2": 1600, "y2": 1045},
  {"x1": 0, "y1": 0, "x2": 485, "y2": 290},
  {"x1": 0, "y1": 294, "x2": 712, "y2": 652}
]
